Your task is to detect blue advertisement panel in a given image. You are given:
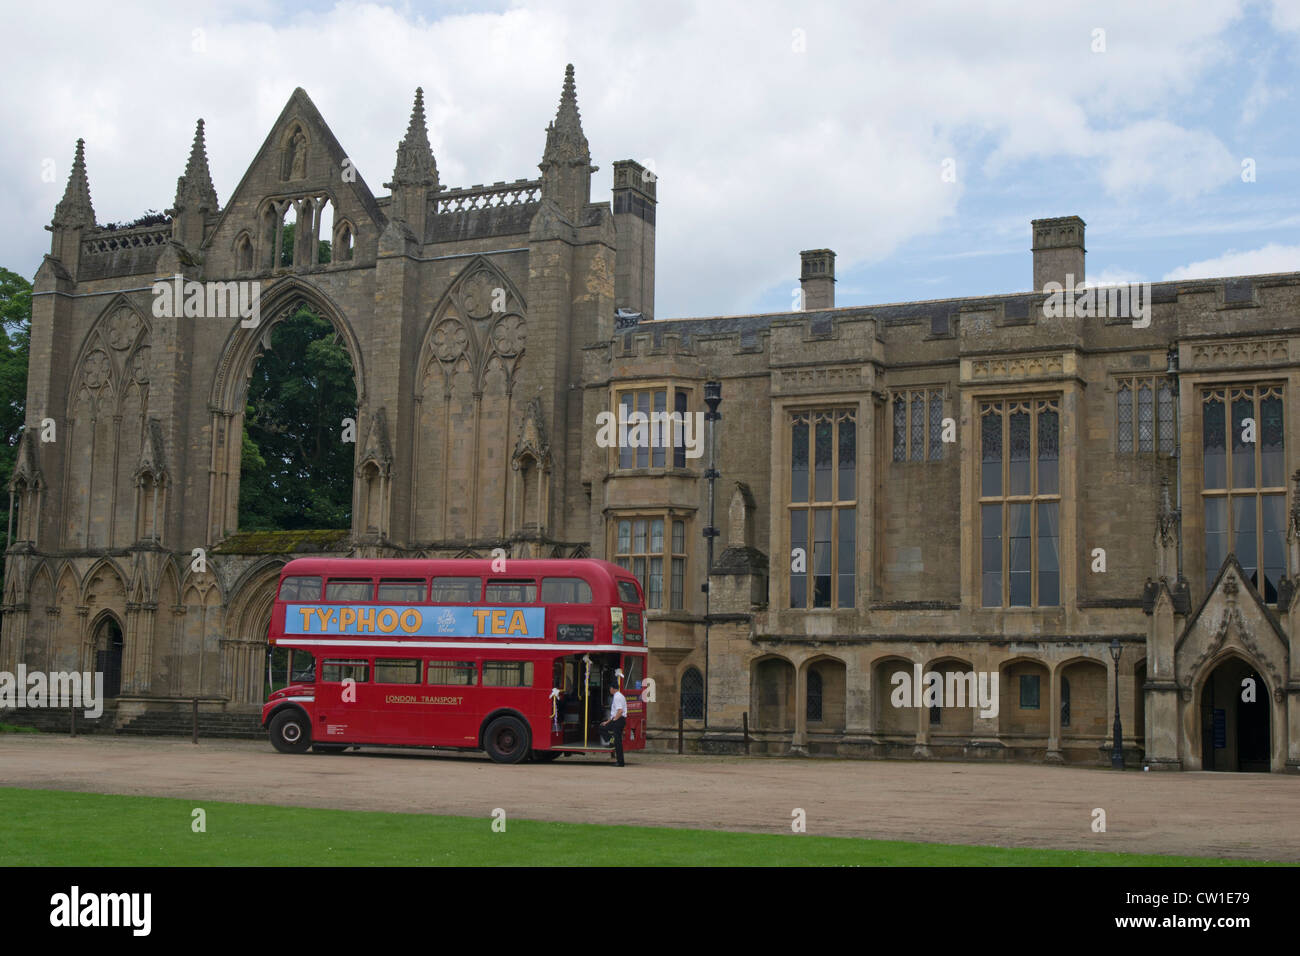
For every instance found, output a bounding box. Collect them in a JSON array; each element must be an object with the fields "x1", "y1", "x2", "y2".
[{"x1": 286, "y1": 604, "x2": 546, "y2": 639}]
